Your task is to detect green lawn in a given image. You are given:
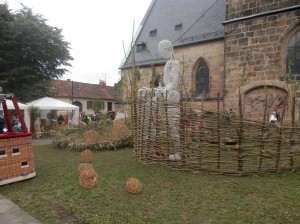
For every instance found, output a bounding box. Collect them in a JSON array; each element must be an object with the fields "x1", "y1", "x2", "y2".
[{"x1": 1, "y1": 144, "x2": 300, "y2": 224}]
